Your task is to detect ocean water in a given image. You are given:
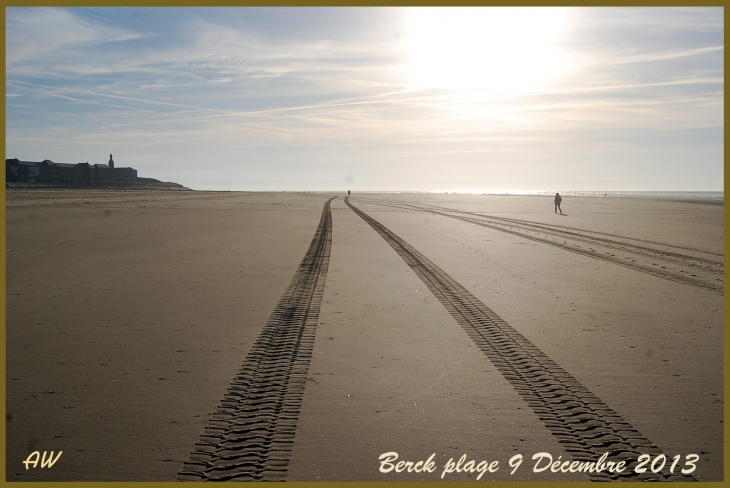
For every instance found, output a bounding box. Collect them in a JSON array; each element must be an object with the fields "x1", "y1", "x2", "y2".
[
  {"x1": 505, "y1": 191, "x2": 724, "y2": 201},
  {"x1": 377, "y1": 191, "x2": 723, "y2": 201}
]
